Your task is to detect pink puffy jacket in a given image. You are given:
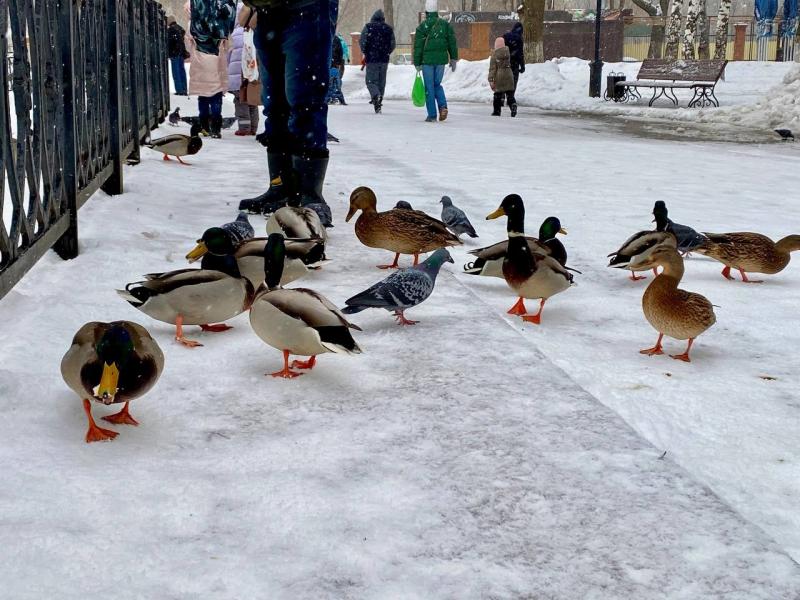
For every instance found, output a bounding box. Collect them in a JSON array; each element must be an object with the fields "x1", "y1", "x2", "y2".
[{"x1": 185, "y1": 34, "x2": 230, "y2": 97}]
